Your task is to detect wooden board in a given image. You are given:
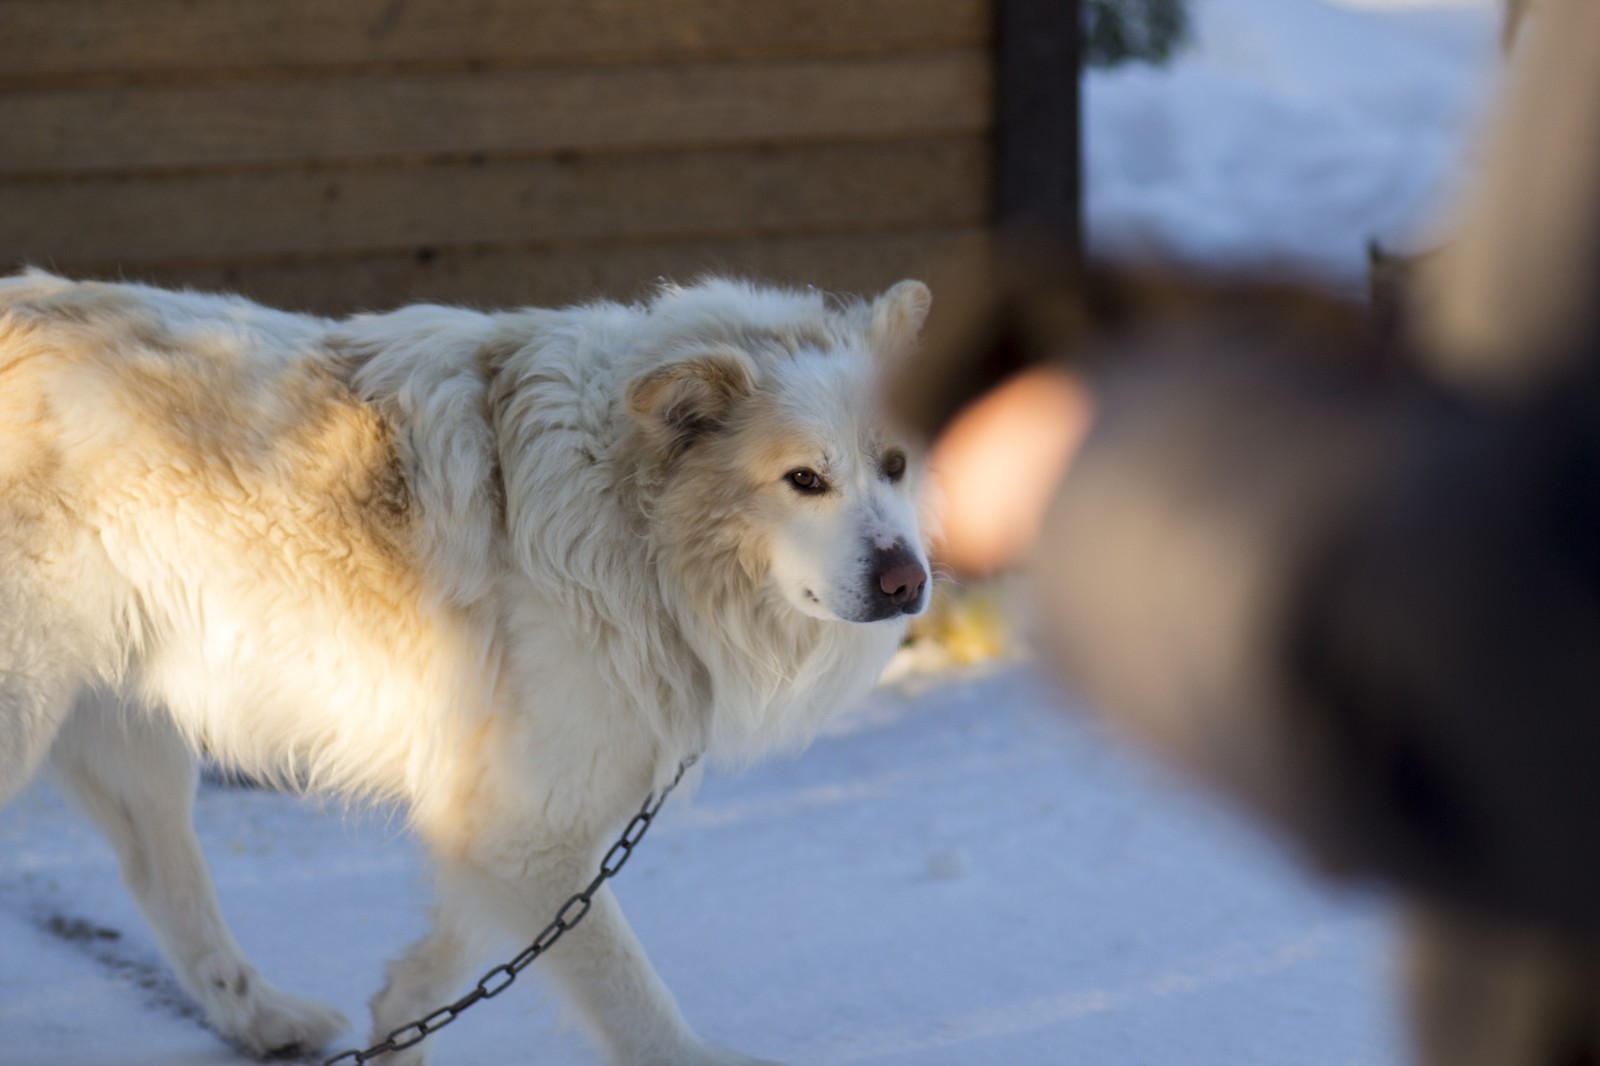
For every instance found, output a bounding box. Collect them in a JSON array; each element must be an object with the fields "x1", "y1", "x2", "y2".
[
  {"x1": 1, "y1": 140, "x2": 989, "y2": 267},
  {"x1": 0, "y1": 0, "x2": 990, "y2": 84},
  {"x1": 0, "y1": 54, "x2": 991, "y2": 176},
  {"x1": 93, "y1": 227, "x2": 991, "y2": 315}
]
